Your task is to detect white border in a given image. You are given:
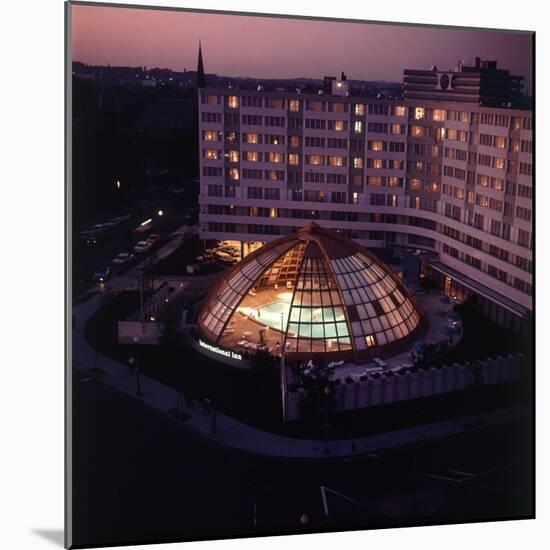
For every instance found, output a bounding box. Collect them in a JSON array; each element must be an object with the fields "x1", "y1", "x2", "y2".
[{"x1": 2, "y1": 0, "x2": 548, "y2": 549}]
